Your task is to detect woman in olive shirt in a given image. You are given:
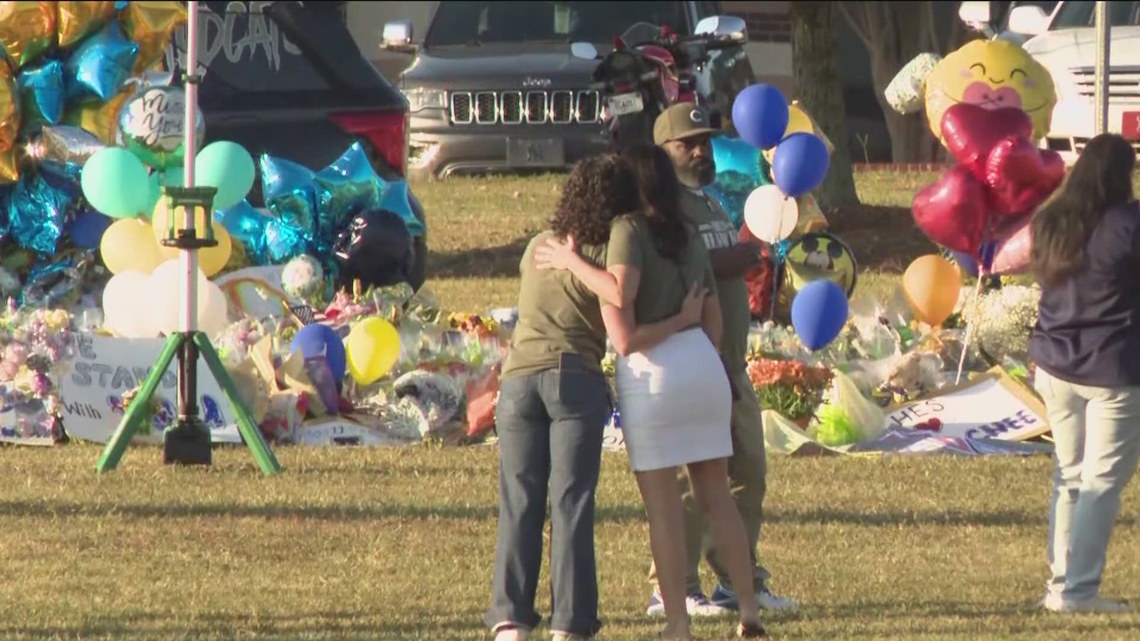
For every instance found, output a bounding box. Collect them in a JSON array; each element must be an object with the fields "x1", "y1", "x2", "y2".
[
  {"x1": 487, "y1": 155, "x2": 704, "y2": 641},
  {"x1": 538, "y1": 145, "x2": 765, "y2": 639}
]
